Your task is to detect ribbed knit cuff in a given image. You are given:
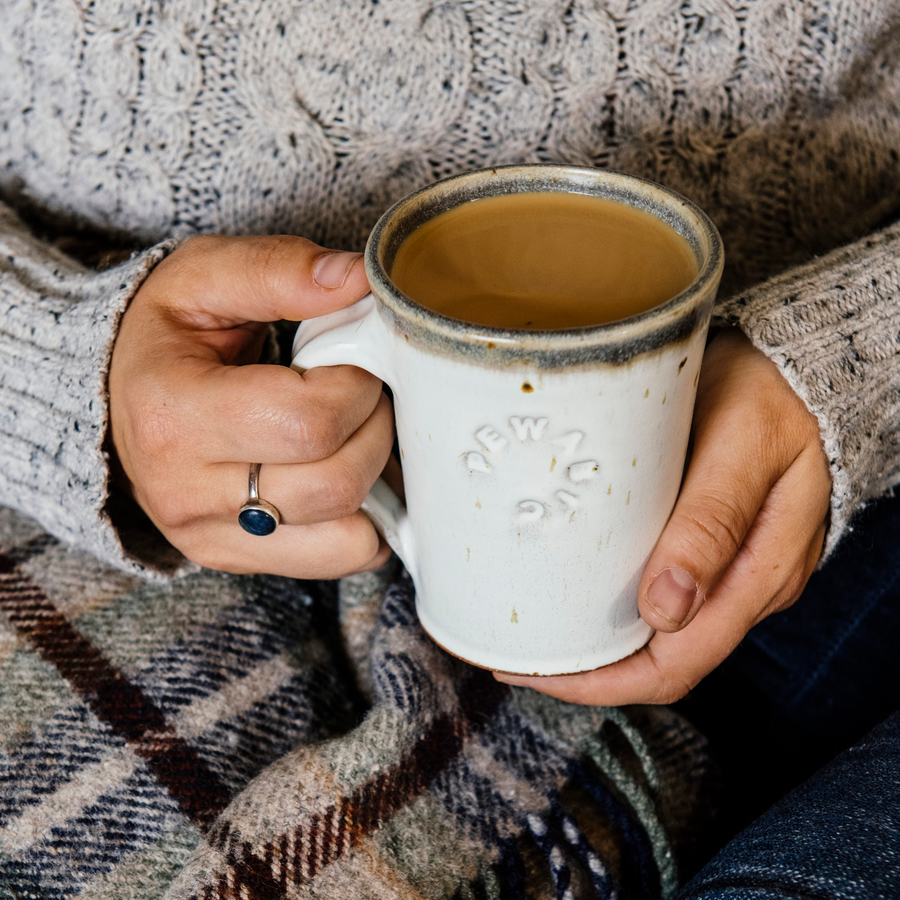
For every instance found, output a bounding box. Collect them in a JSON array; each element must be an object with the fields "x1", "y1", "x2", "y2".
[
  {"x1": 713, "y1": 220, "x2": 900, "y2": 558},
  {"x1": 0, "y1": 205, "x2": 186, "y2": 578}
]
